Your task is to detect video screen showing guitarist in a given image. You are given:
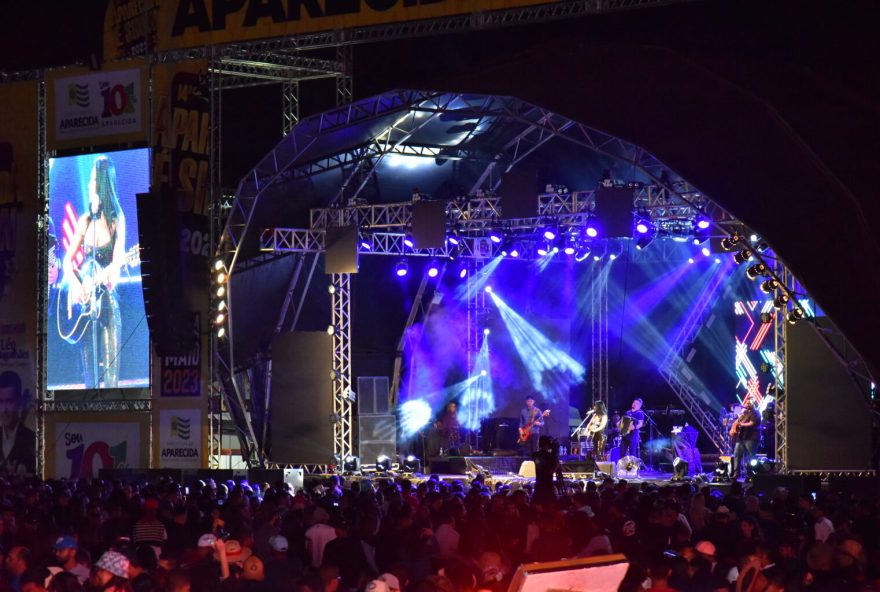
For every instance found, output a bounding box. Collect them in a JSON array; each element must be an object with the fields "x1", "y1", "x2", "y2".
[
  {"x1": 62, "y1": 156, "x2": 127, "y2": 389},
  {"x1": 48, "y1": 150, "x2": 149, "y2": 391},
  {"x1": 730, "y1": 399, "x2": 761, "y2": 480},
  {"x1": 519, "y1": 394, "x2": 547, "y2": 454}
]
